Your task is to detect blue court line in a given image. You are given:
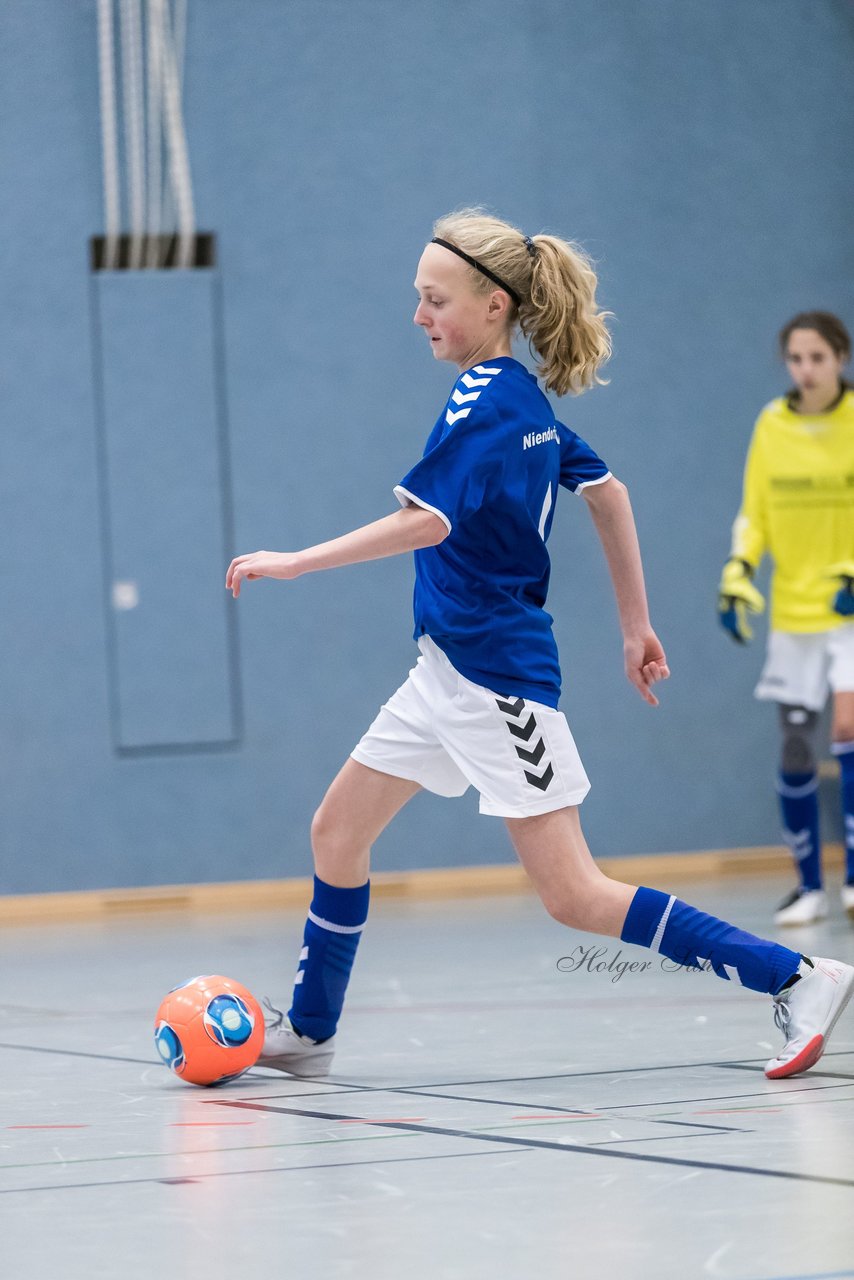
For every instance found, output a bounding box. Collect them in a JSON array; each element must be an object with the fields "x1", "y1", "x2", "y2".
[{"x1": 212, "y1": 1097, "x2": 854, "y2": 1188}]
